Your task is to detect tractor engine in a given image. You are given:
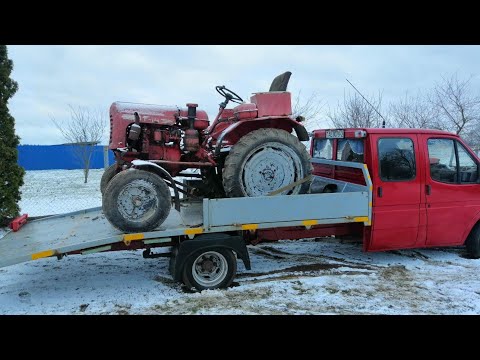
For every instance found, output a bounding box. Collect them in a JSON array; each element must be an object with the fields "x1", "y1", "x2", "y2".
[{"x1": 109, "y1": 102, "x2": 209, "y2": 174}]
